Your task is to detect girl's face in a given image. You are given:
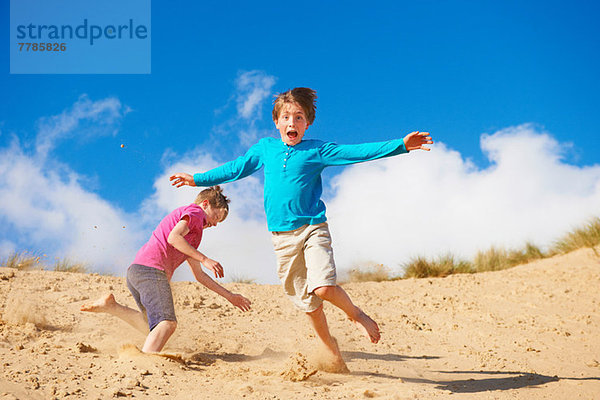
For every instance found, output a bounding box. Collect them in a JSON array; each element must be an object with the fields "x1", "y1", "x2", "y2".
[{"x1": 202, "y1": 202, "x2": 226, "y2": 228}]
